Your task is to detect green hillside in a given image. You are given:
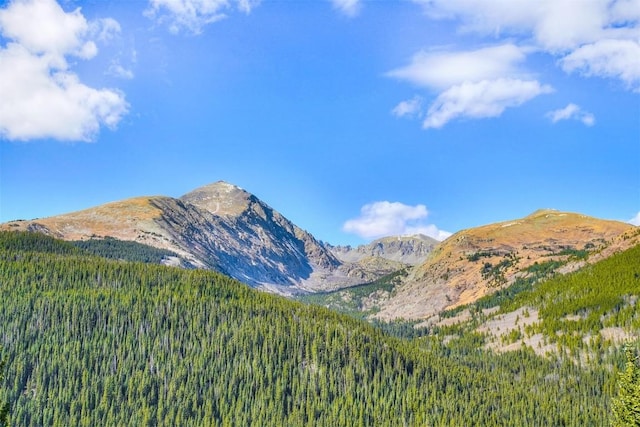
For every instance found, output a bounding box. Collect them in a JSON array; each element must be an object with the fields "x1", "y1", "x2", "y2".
[
  {"x1": 432, "y1": 244, "x2": 640, "y2": 363},
  {"x1": 0, "y1": 231, "x2": 636, "y2": 426}
]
